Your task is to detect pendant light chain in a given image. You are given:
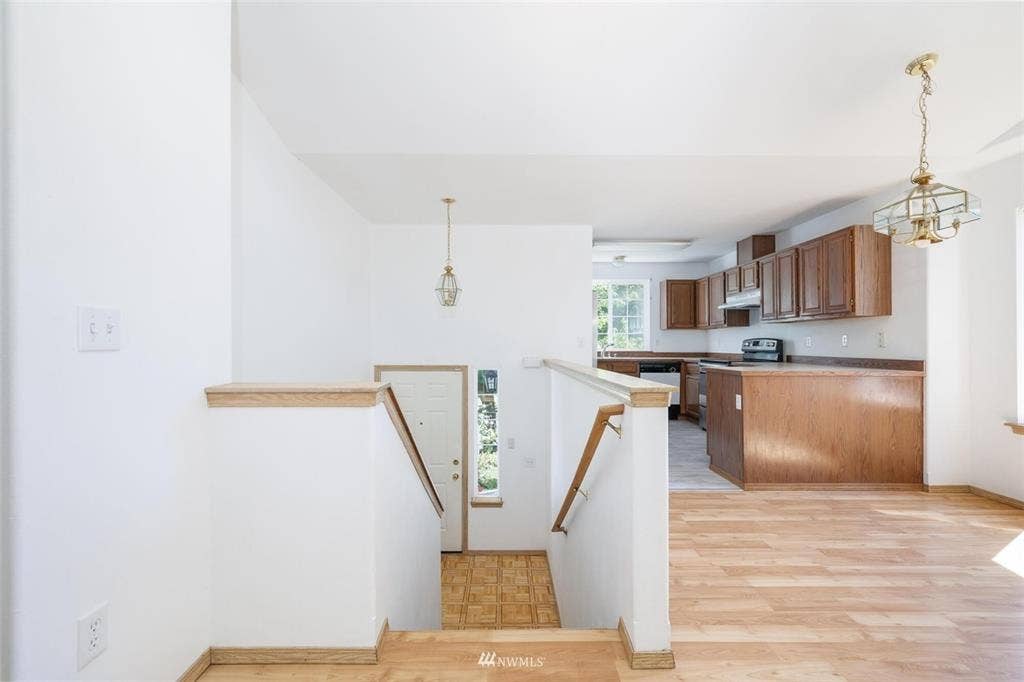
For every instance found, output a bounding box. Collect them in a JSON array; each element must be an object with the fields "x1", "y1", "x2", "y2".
[
  {"x1": 915, "y1": 67, "x2": 933, "y2": 181},
  {"x1": 445, "y1": 200, "x2": 454, "y2": 266}
]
